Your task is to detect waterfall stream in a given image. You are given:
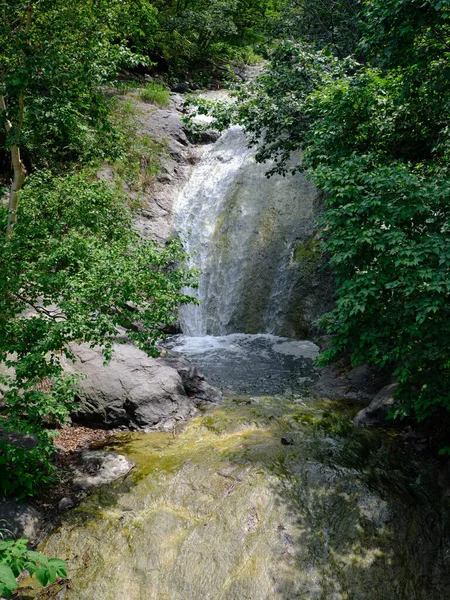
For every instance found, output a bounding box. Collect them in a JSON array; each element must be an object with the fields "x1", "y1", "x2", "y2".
[{"x1": 175, "y1": 126, "x2": 324, "y2": 339}]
